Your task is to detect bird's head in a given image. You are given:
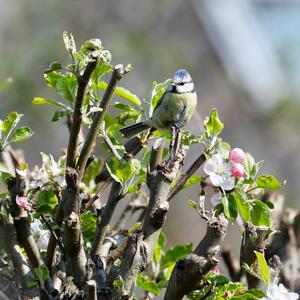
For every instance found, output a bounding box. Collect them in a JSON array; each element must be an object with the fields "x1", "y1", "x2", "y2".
[{"x1": 169, "y1": 69, "x2": 194, "y2": 94}]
